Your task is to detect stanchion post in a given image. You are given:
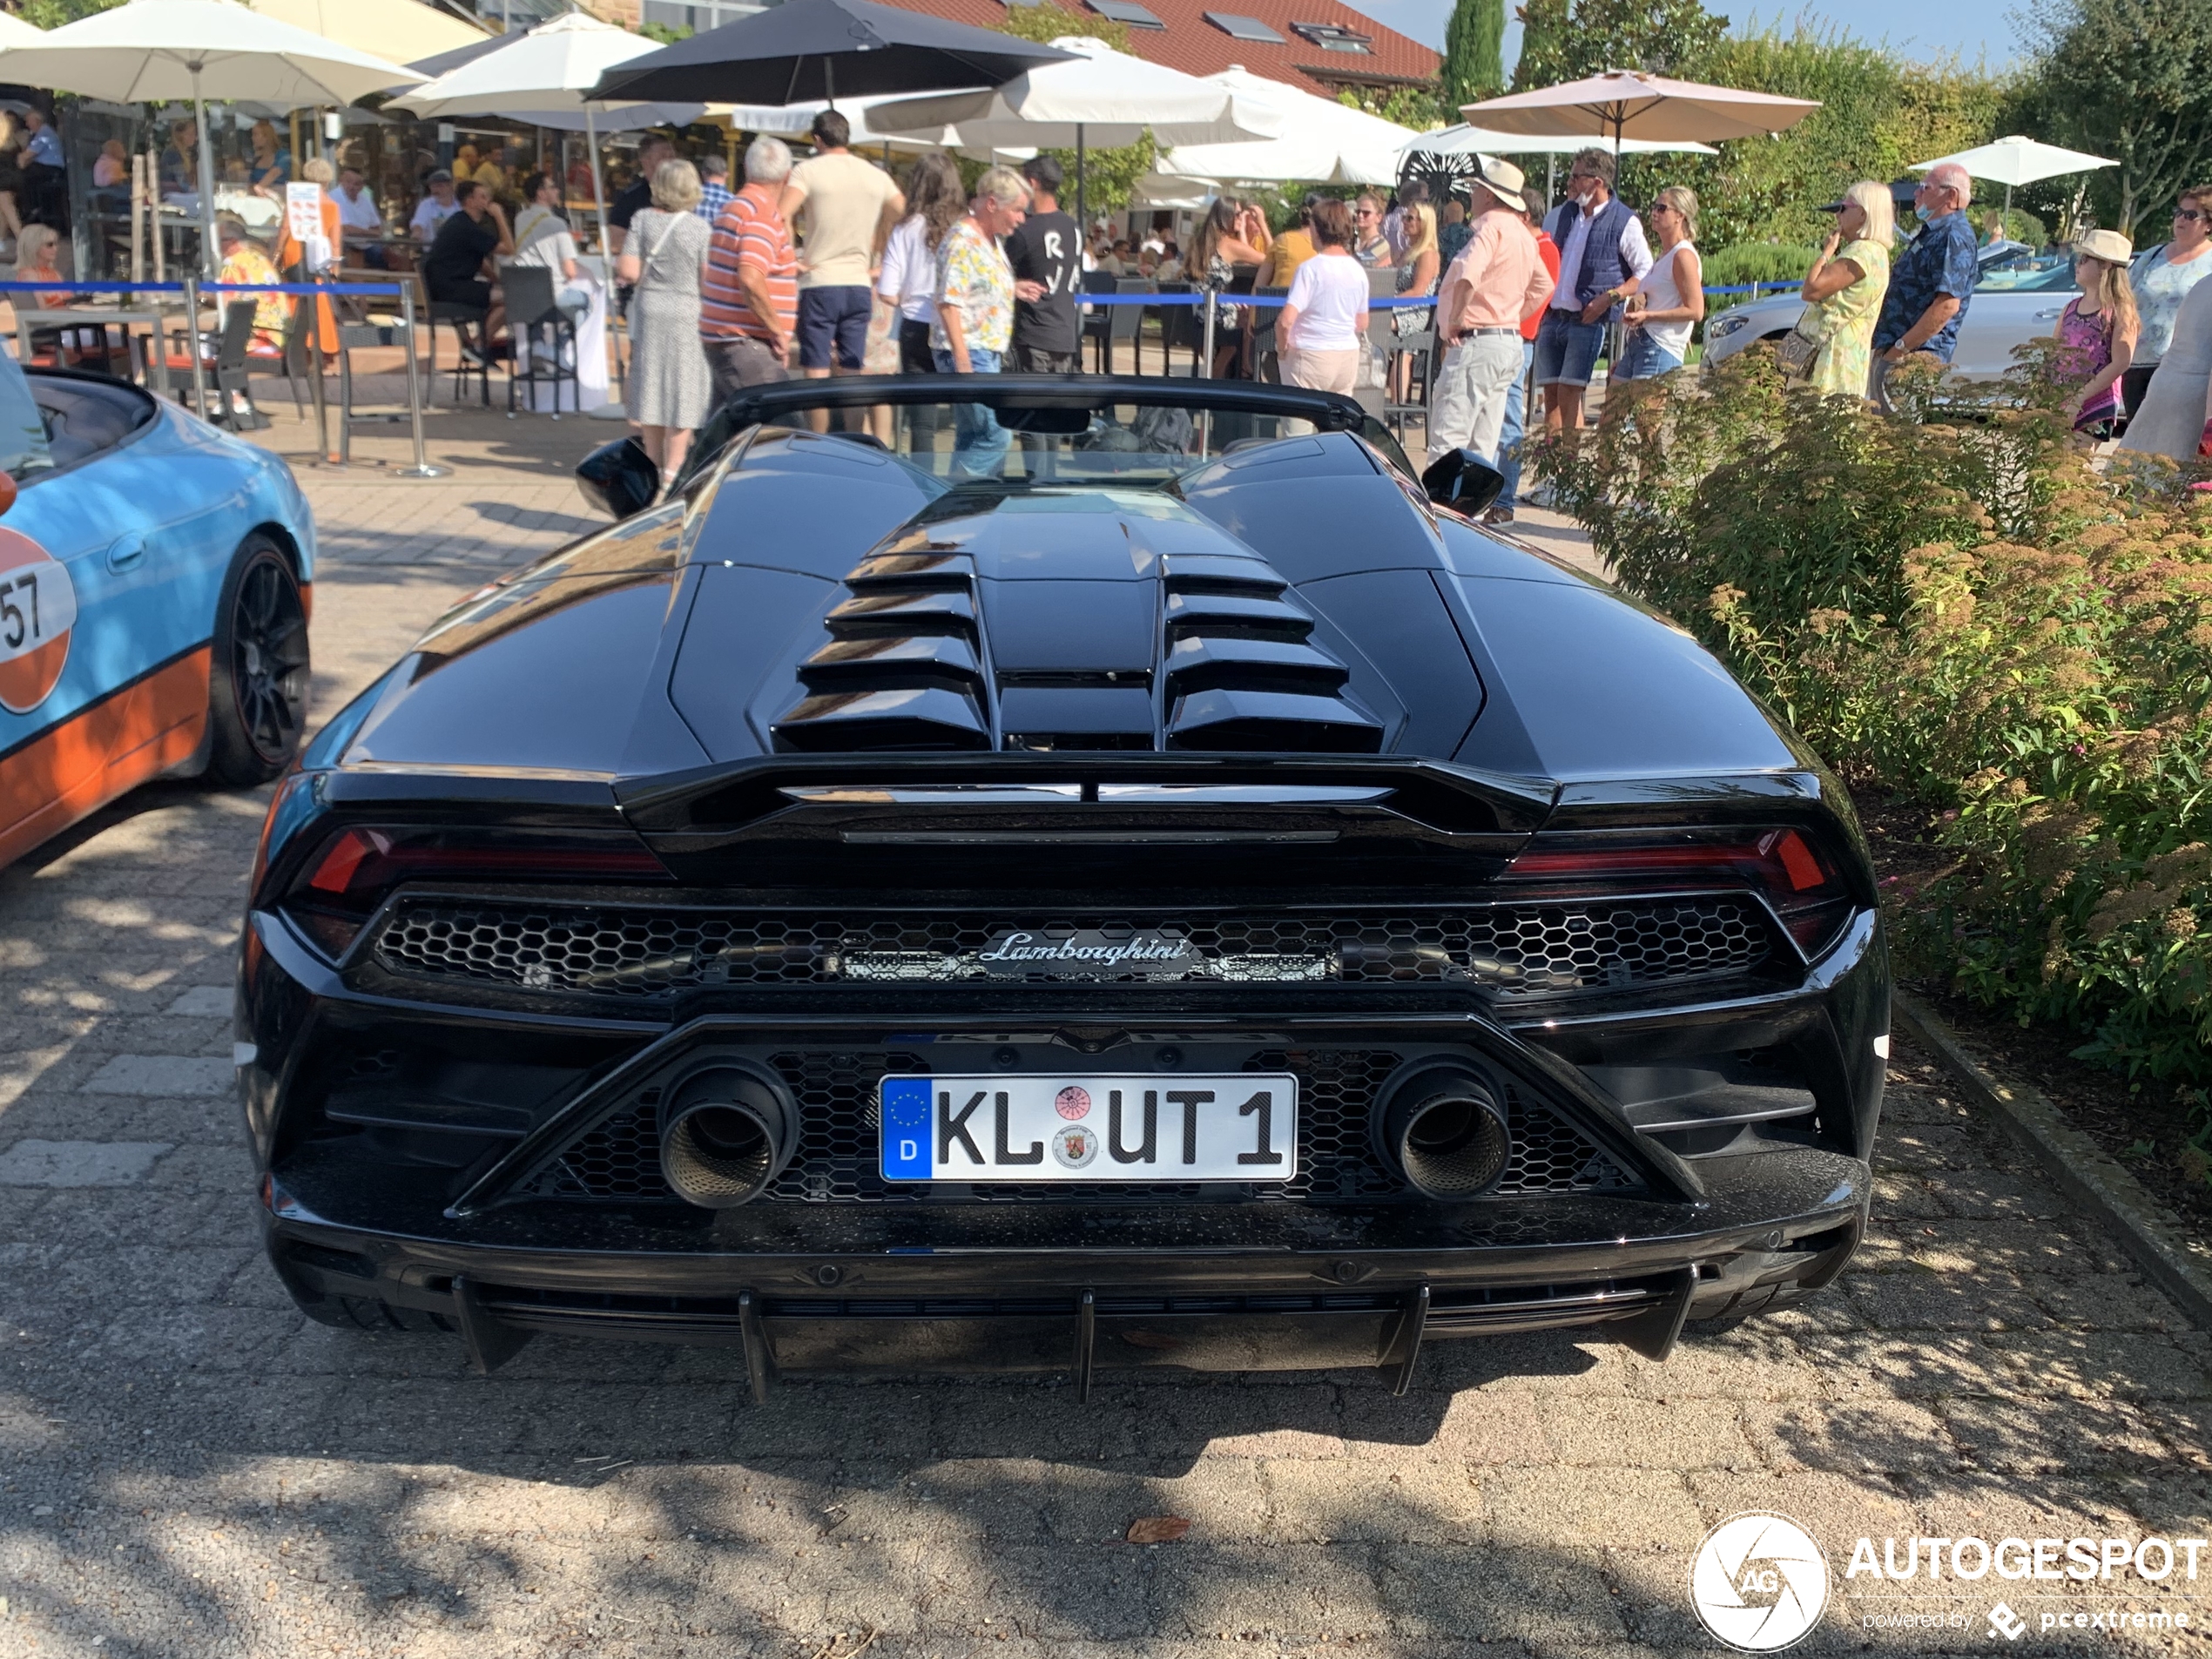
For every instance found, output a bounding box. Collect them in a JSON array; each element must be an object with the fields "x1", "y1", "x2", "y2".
[
  {"x1": 307, "y1": 274, "x2": 332, "y2": 464},
  {"x1": 395, "y1": 280, "x2": 448, "y2": 479},
  {"x1": 183, "y1": 276, "x2": 208, "y2": 424}
]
